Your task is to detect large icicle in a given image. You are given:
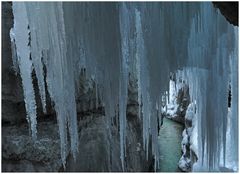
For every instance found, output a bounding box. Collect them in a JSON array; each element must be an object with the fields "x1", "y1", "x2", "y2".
[
  {"x1": 11, "y1": 3, "x2": 37, "y2": 141},
  {"x1": 135, "y1": 7, "x2": 150, "y2": 157},
  {"x1": 226, "y1": 27, "x2": 238, "y2": 171},
  {"x1": 119, "y1": 3, "x2": 130, "y2": 171},
  {"x1": 11, "y1": 2, "x2": 79, "y2": 167},
  {"x1": 25, "y1": 3, "x2": 47, "y2": 113}
]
